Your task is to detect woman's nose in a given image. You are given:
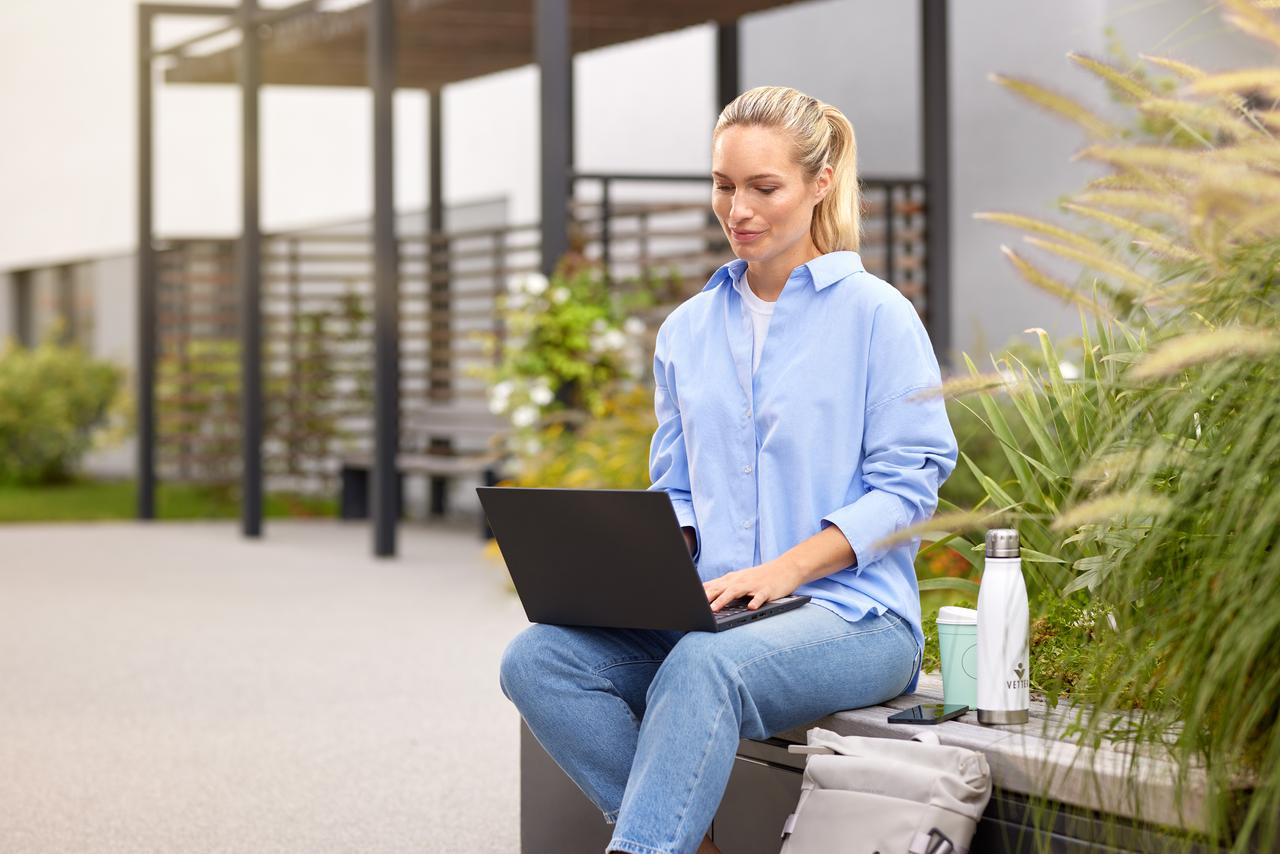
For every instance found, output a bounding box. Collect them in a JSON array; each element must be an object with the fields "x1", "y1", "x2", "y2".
[{"x1": 729, "y1": 194, "x2": 752, "y2": 222}]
